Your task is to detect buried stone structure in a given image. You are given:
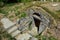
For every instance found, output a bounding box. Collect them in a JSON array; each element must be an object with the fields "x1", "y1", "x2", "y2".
[
  {"x1": 18, "y1": 7, "x2": 55, "y2": 35},
  {"x1": 18, "y1": 12, "x2": 49, "y2": 34}
]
